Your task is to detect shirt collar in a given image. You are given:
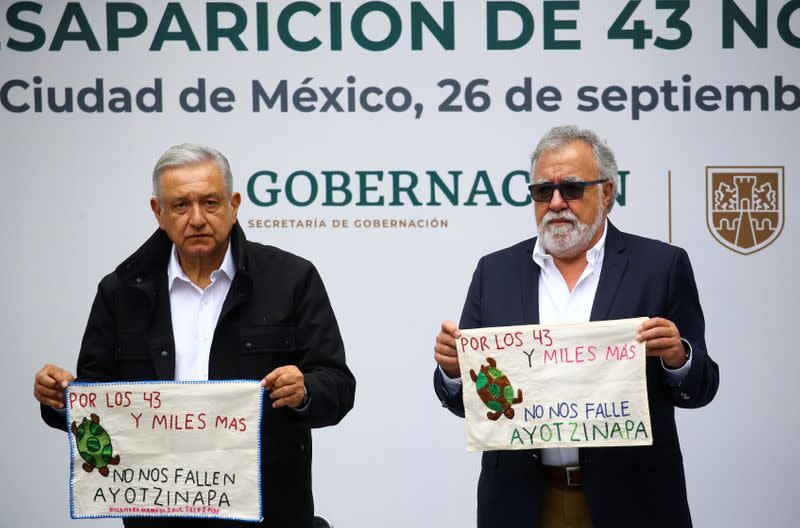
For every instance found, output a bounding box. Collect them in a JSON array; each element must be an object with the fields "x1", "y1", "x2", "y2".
[
  {"x1": 167, "y1": 240, "x2": 236, "y2": 291},
  {"x1": 532, "y1": 219, "x2": 609, "y2": 268}
]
